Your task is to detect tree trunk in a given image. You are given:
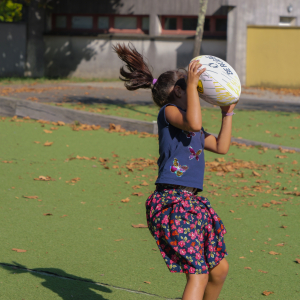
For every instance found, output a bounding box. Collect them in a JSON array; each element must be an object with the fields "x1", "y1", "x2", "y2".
[{"x1": 192, "y1": 0, "x2": 208, "y2": 58}]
